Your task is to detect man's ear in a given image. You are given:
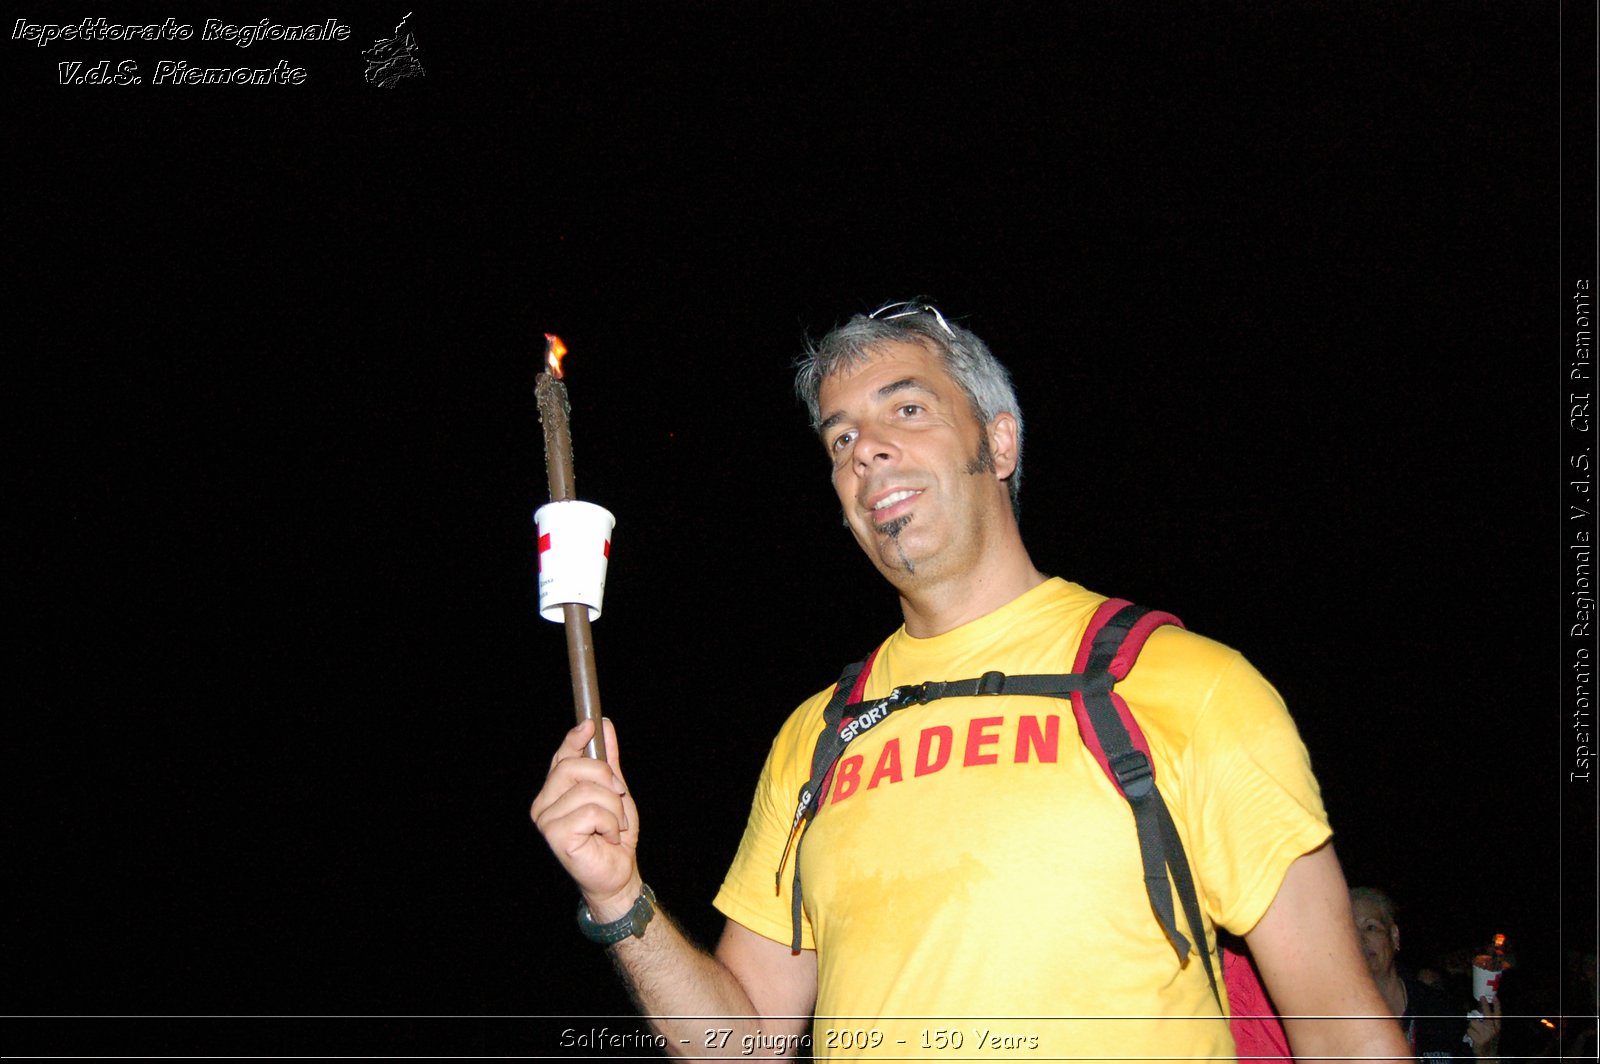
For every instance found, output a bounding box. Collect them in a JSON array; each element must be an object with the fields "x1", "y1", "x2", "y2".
[{"x1": 988, "y1": 412, "x2": 1020, "y2": 480}]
